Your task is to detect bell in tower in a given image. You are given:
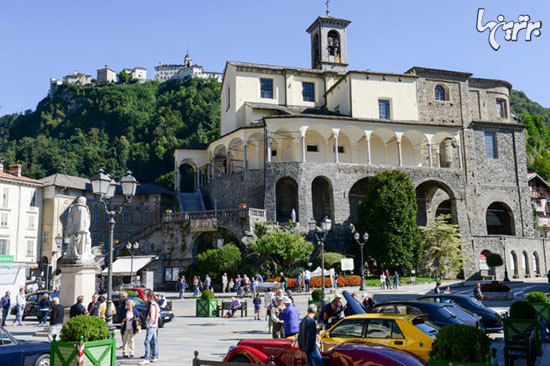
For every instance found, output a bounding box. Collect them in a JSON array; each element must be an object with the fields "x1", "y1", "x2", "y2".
[{"x1": 306, "y1": 12, "x2": 351, "y2": 72}]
